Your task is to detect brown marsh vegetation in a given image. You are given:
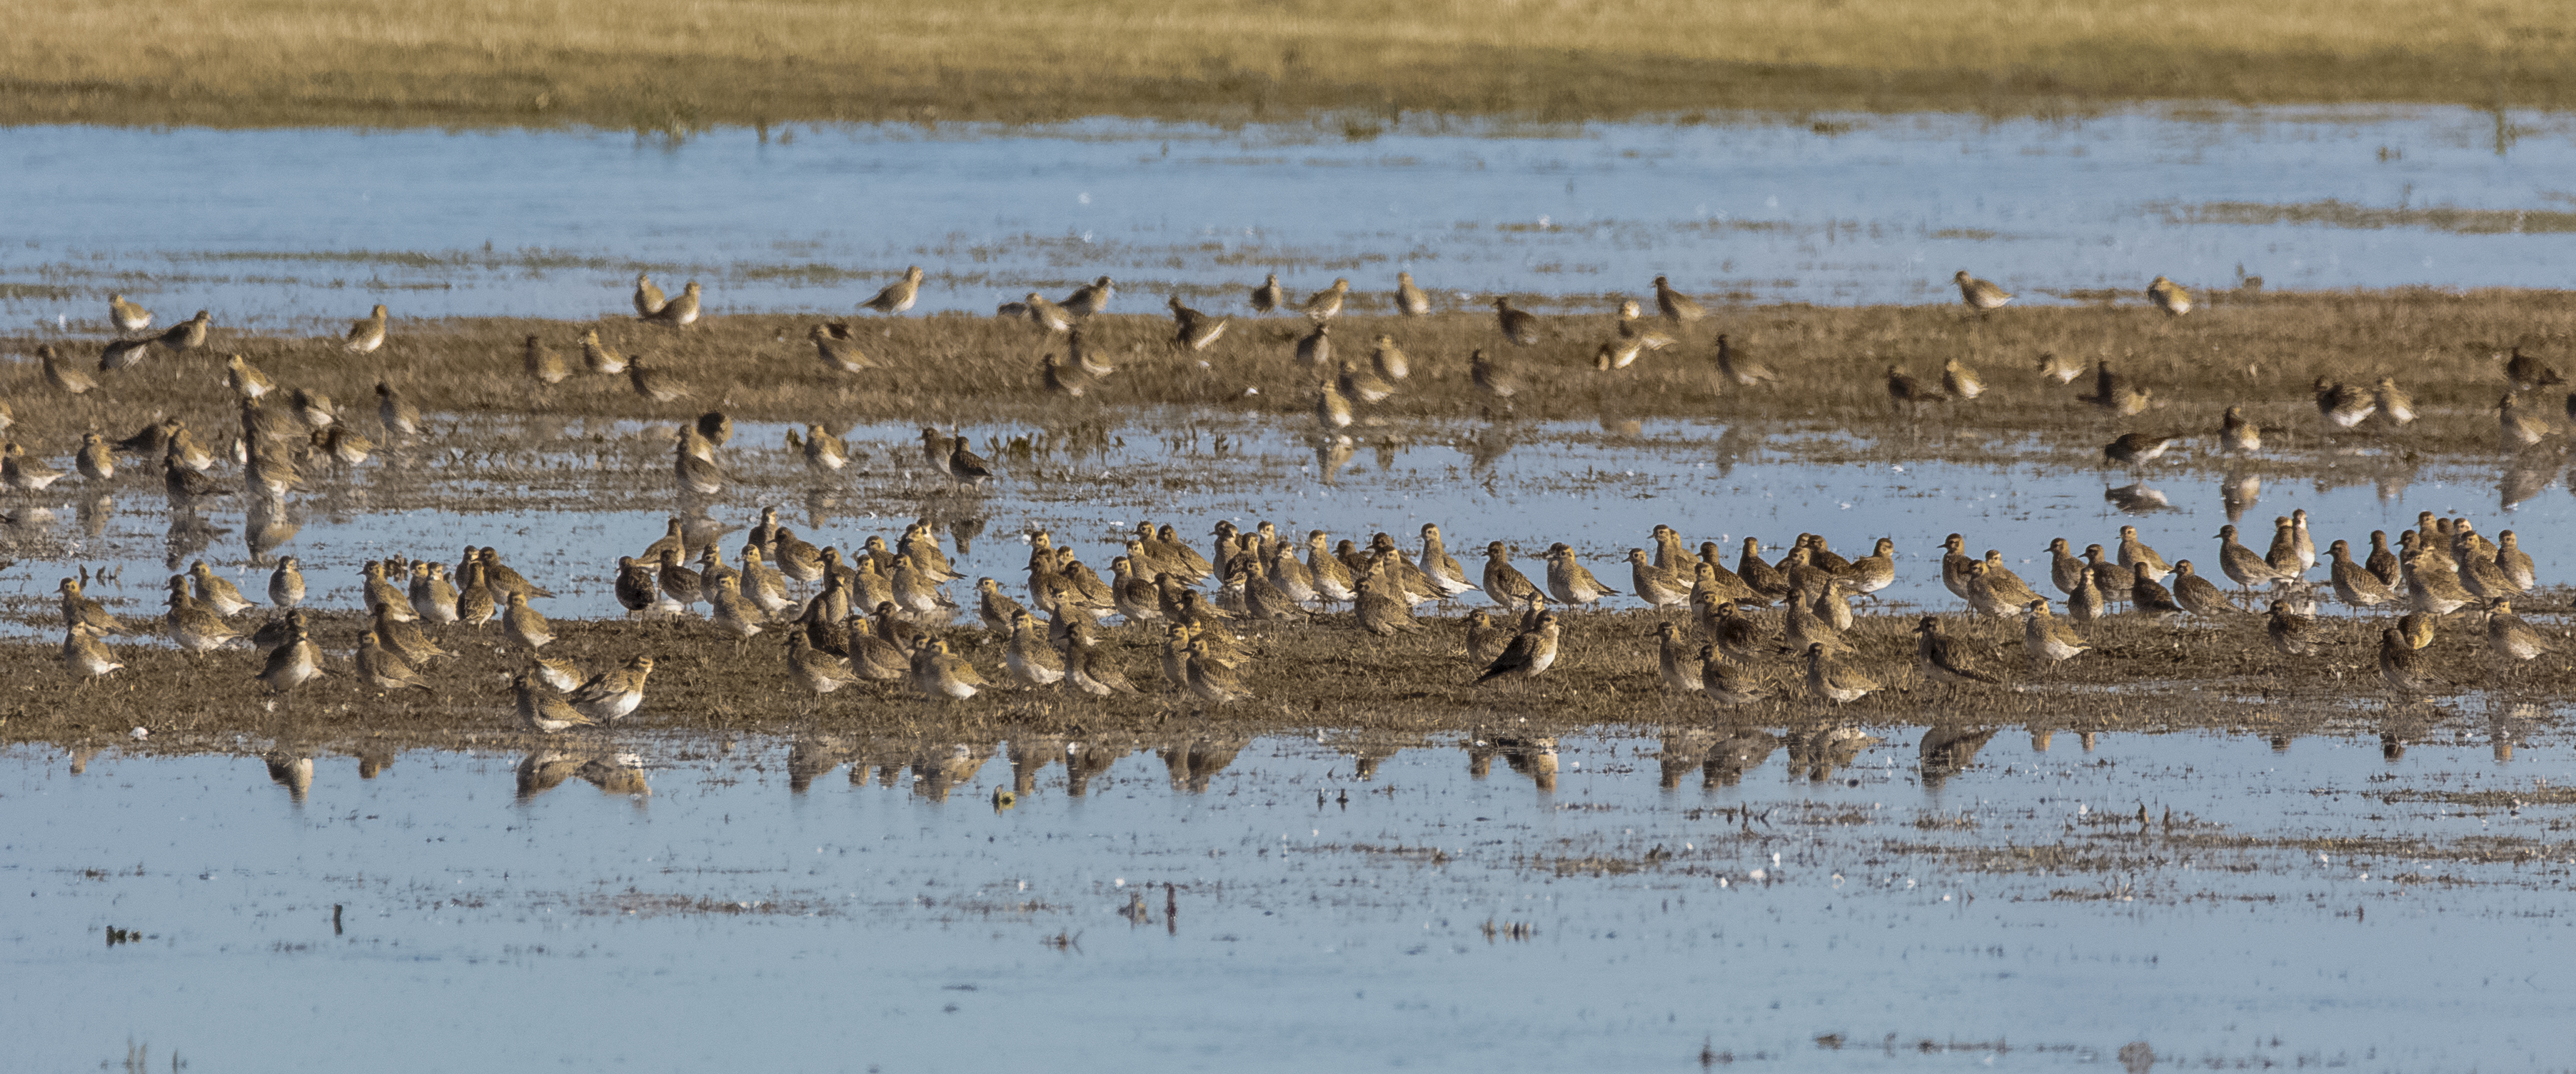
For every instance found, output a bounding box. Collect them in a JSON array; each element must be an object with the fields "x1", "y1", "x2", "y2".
[{"x1": 5, "y1": 0, "x2": 2573, "y2": 131}]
